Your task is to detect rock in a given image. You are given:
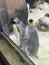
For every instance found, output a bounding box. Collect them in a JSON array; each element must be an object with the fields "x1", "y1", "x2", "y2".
[{"x1": 5, "y1": 0, "x2": 28, "y2": 22}]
